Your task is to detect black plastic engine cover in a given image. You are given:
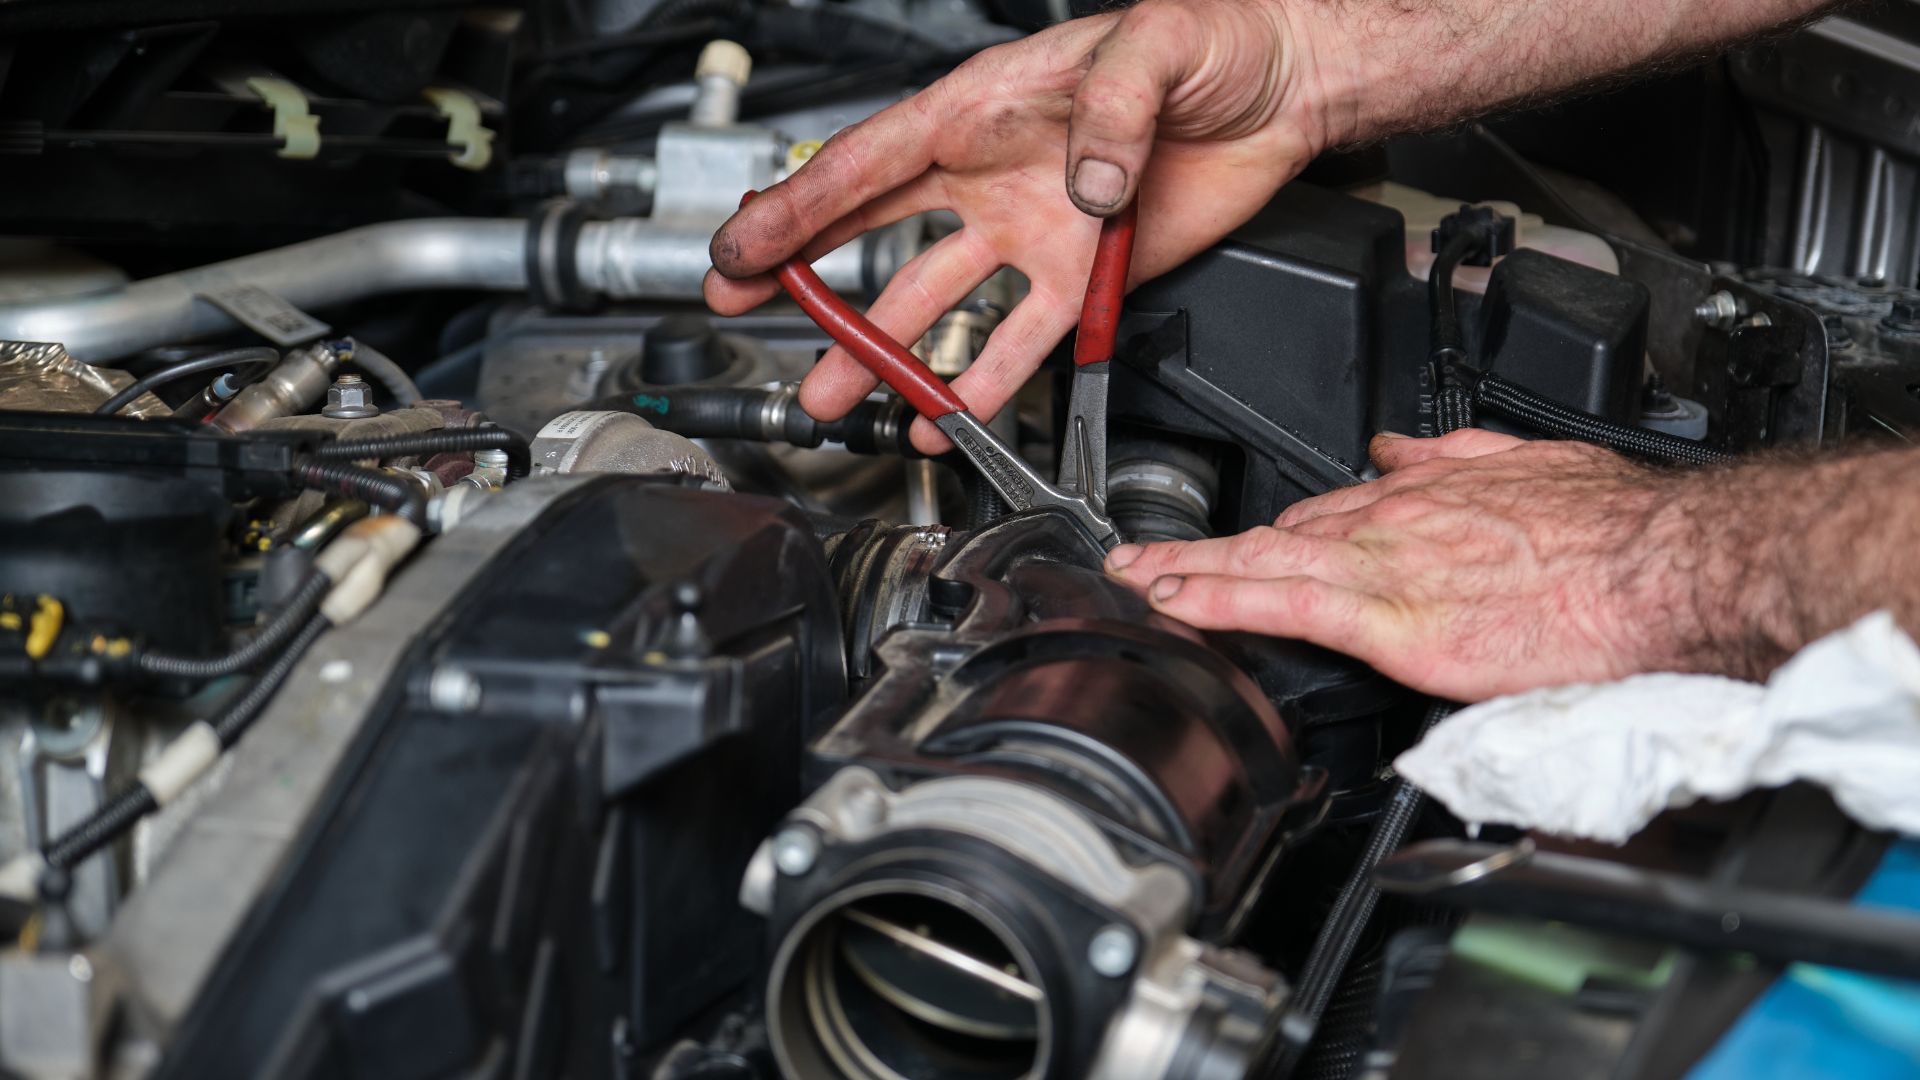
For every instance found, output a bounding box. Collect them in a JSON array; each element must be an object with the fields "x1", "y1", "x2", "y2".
[
  {"x1": 1110, "y1": 183, "x2": 1650, "y2": 533},
  {"x1": 156, "y1": 477, "x2": 845, "y2": 1079}
]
